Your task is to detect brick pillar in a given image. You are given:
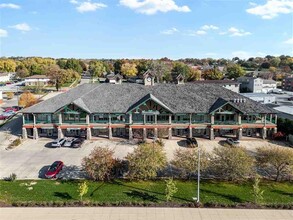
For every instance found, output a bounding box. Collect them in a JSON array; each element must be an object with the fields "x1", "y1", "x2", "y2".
[
  {"x1": 129, "y1": 127, "x2": 133, "y2": 140},
  {"x1": 209, "y1": 127, "x2": 214, "y2": 140},
  {"x1": 143, "y1": 128, "x2": 147, "y2": 141},
  {"x1": 154, "y1": 128, "x2": 158, "y2": 140},
  {"x1": 108, "y1": 127, "x2": 112, "y2": 139},
  {"x1": 57, "y1": 127, "x2": 63, "y2": 139},
  {"x1": 262, "y1": 127, "x2": 267, "y2": 139},
  {"x1": 33, "y1": 127, "x2": 38, "y2": 140},
  {"x1": 168, "y1": 128, "x2": 172, "y2": 140},
  {"x1": 86, "y1": 127, "x2": 92, "y2": 140},
  {"x1": 22, "y1": 127, "x2": 27, "y2": 139},
  {"x1": 237, "y1": 128, "x2": 243, "y2": 140},
  {"x1": 189, "y1": 127, "x2": 192, "y2": 138}
]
